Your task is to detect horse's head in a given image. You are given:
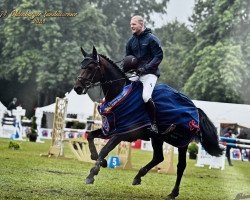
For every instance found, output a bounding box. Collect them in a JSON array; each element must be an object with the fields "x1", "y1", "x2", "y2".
[{"x1": 74, "y1": 46, "x2": 103, "y2": 95}]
